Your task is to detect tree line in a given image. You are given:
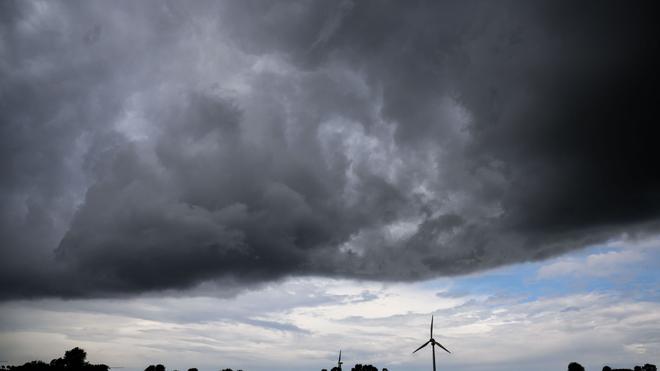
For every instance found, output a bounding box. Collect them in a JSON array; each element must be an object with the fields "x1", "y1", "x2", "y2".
[
  {"x1": 569, "y1": 362, "x2": 657, "y2": 371},
  {"x1": 1, "y1": 347, "x2": 656, "y2": 371},
  {"x1": 0, "y1": 348, "x2": 242, "y2": 371},
  {"x1": 1, "y1": 347, "x2": 107, "y2": 371},
  {"x1": 321, "y1": 365, "x2": 387, "y2": 371}
]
